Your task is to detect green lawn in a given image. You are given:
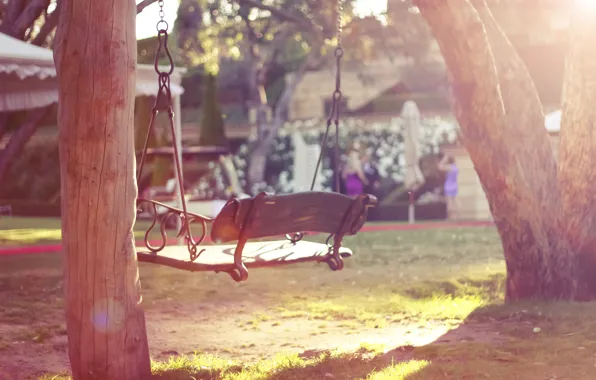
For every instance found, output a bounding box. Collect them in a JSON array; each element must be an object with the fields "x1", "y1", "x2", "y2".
[
  {"x1": 1, "y1": 219, "x2": 594, "y2": 379},
  {"x1": 0, "y1": 217, "x2": 410, "y2": 246},
  {"x1": 0, "y1": 216, "x2": 157, "y2": 246}
]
